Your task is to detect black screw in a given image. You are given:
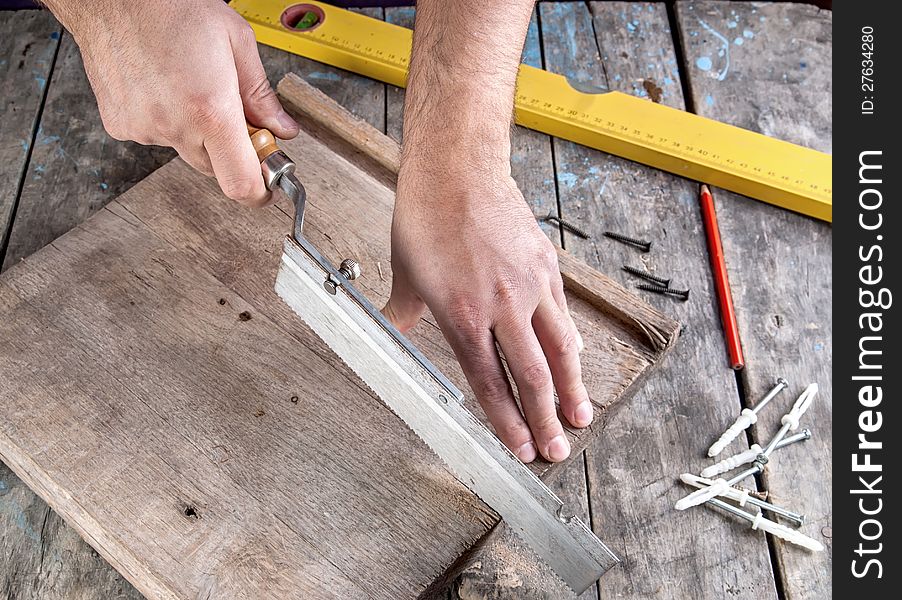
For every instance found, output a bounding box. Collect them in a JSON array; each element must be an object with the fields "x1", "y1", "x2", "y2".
[
  {"x1": 622, "y1": 265, "x2": 671, "y2": 287},
  {"x1": 604, "y1": 231, "x2": 652, "y2": 252},
  {"x1": 540, "y1": 213, "x2": 591, "y2": 239},
  {"x1": 637, "y1": 283, "x2": 690, "y2": 301}
]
